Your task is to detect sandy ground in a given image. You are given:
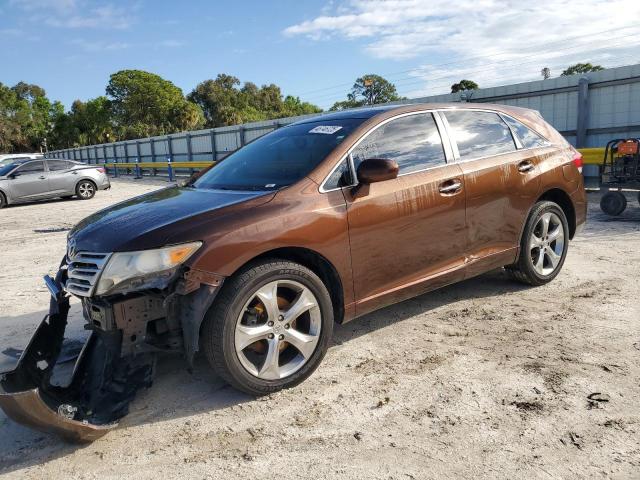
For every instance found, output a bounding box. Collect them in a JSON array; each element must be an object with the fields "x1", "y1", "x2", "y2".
[{"x1": 0, "y1": 179, "x2": 639, "y2": 479}]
